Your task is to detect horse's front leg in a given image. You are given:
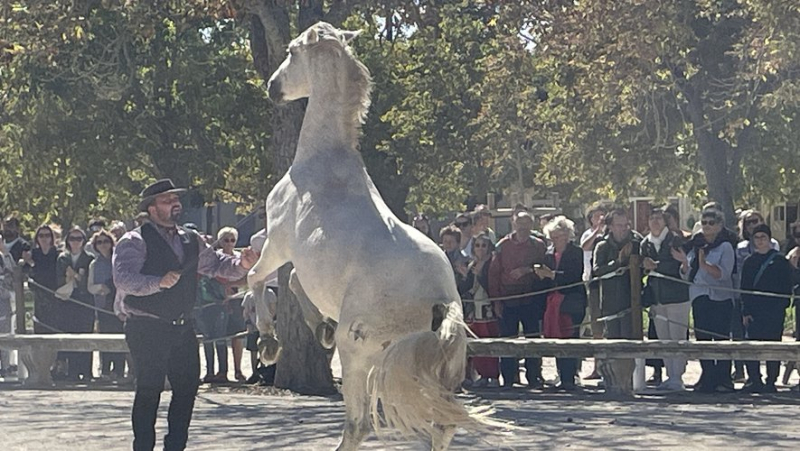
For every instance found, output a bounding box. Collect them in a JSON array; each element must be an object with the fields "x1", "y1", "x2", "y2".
[
  {"x1": 247, "y1": 236, "x2": 287, "y2": 287},
  {"x1": 251, "y1": 282, "x2": 282, "y2": 365}
]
